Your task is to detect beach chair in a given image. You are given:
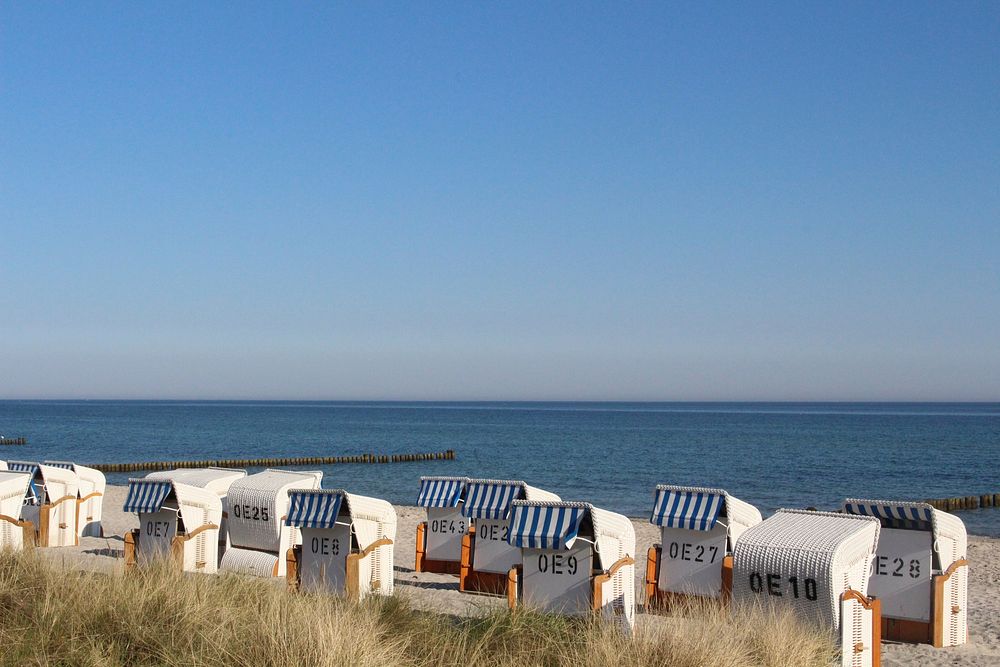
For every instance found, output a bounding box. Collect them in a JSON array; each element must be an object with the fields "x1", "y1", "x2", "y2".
[
  {"x1": 122, "y1": 478, "x2": 223, "y2": 573},
  {"x1": 8, "y1": 461, "x2": 79, "y2": 547},
  {"x1": 0, "y1": 471, "x2": 35, "y2": 550},
  {"x1": 285, "y1": 489, "x2": 396, "y2": 599},
  {"x1": 459, "y1": 479, "x2": 560, "y2": 595},
  {"x1": 843, "y1": 498, "x2": 968, "y2": 647},
  {"x1": 0, "y1": 461, "x2": 7, "y2": 470},
  {"x1": 144, "y1": 467, "x2": 246, "y2": 559},
  {"x1": 219, "y1": 469, "x2": 322, "y2": 577},
  {"x1": 644, "y1": 484, "x2": 762, "y2": 608},
  {"x1": 732, "y1": 509, "x2": 882, "y2": 667},
  {"x1": 43, "y1": 461, "x2": 106, "y2": 538},
  {"x1": 505, "y1": 500, "x2": 636, "y2": 633},
  {"x1": 414, "y1": 476, "x2": 470, "y2": 575}
]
